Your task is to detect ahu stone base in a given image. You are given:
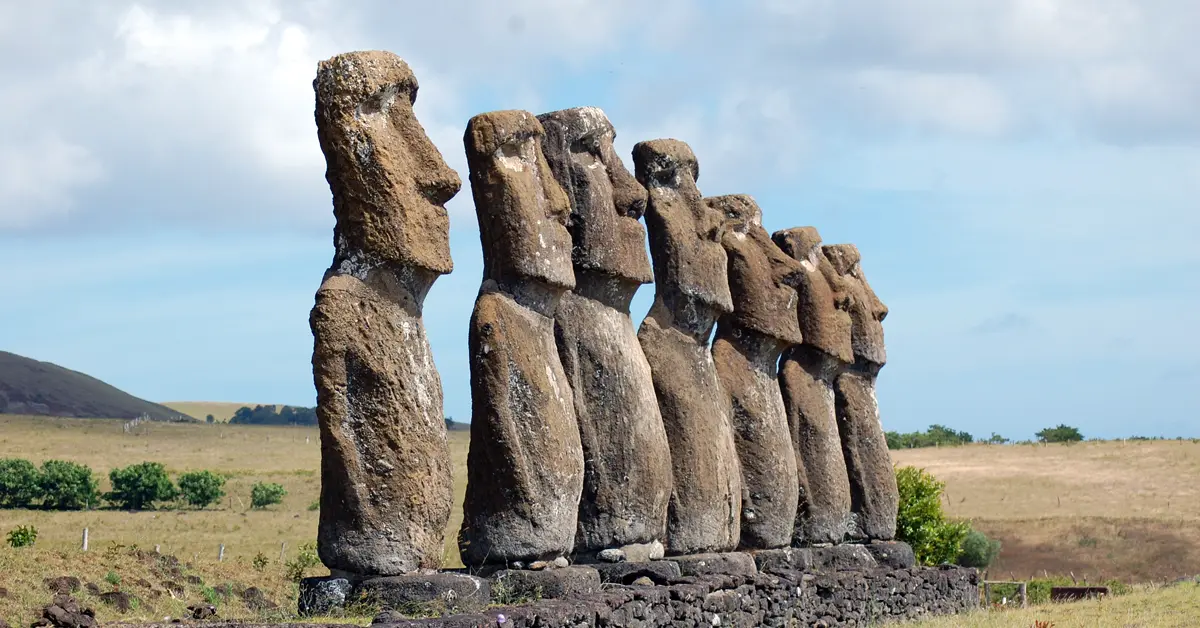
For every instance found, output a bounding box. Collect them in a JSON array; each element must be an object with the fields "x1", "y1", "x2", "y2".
[{"x1": 299, "y1": 544, "x2": 978, "y2": 627}]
